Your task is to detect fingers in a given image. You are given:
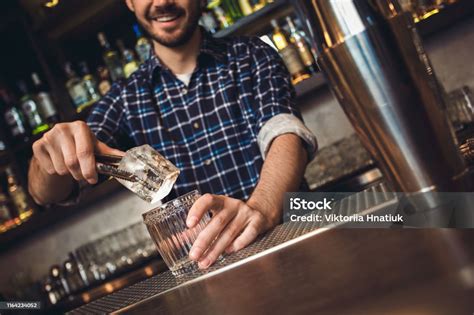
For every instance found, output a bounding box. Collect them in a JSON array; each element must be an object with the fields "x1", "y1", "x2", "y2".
[
  {"x1": 226, "y1": 221, "x2": 261, "y2": 253},
  {"x1": 32, "y1": 141, "x2": 55, "y2": 175},
  {"x1": 31, "y1": 121, "x2": 122, "y2": 185},
  {"x1": 196, "y1": 212, "x2": 247, "y2": 269},
  {"x1": 188, "y1": 207, "x2": 237, "y2": 262},
  {"x1": 96, "y1": 141, "x2": 125, "y2": 157},
  {"x1": 187, "y1": 194, "x2": 225, "y2": 228},
  {"x1": 42, "y1": 131, "x2": 69, "y2": 177},
  {"x1": 61, "y1": 135, "x2": 84, "y2": 181},
  {"x1": 75, "y1": 125, "x2": 97, "y2": 184}
]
